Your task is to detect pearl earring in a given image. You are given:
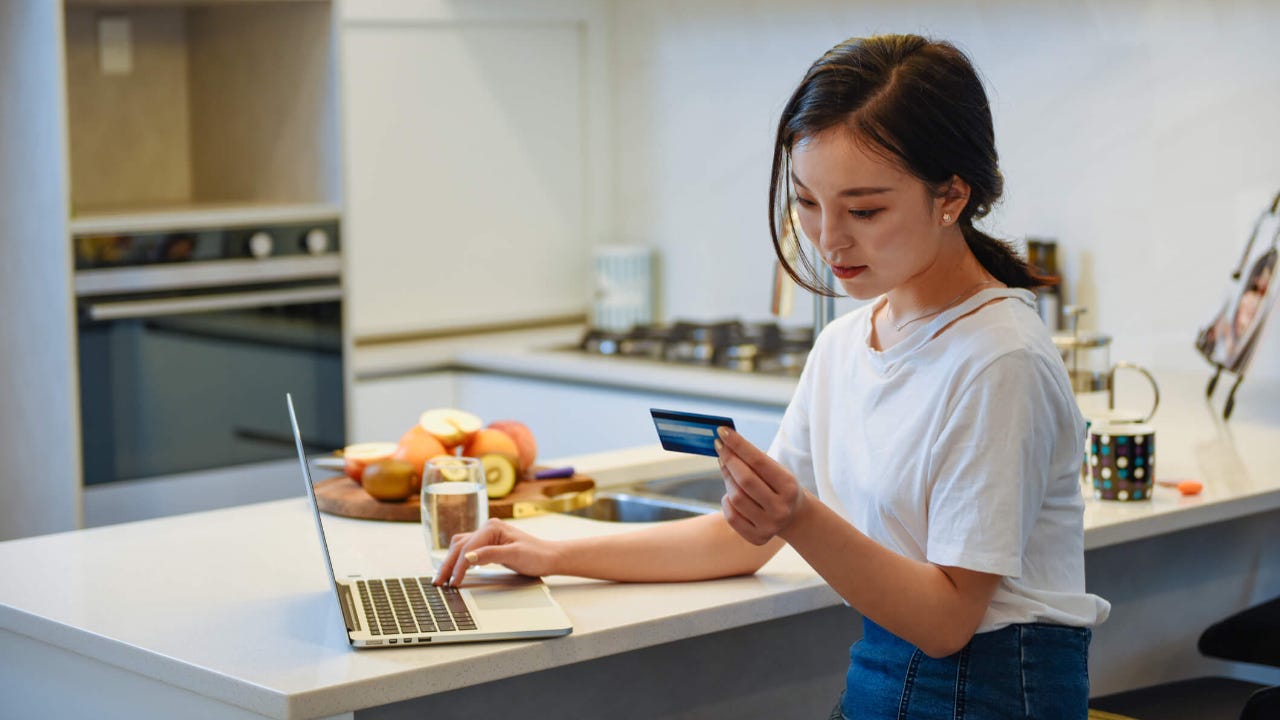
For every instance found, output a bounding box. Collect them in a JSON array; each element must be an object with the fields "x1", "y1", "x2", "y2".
[{"x1": 942, "y1": 213, "x2": 953, "y2": 224}]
